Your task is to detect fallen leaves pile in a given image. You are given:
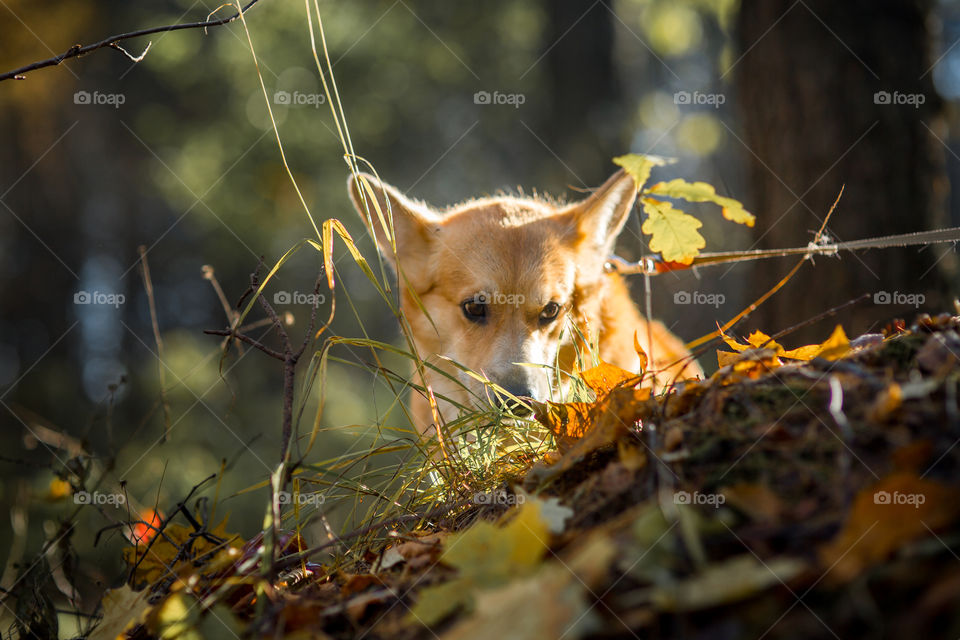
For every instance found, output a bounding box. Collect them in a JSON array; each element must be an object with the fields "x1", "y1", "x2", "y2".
[{"x1": 90, "y1": 312, "x2": 960, "y2": 639}]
